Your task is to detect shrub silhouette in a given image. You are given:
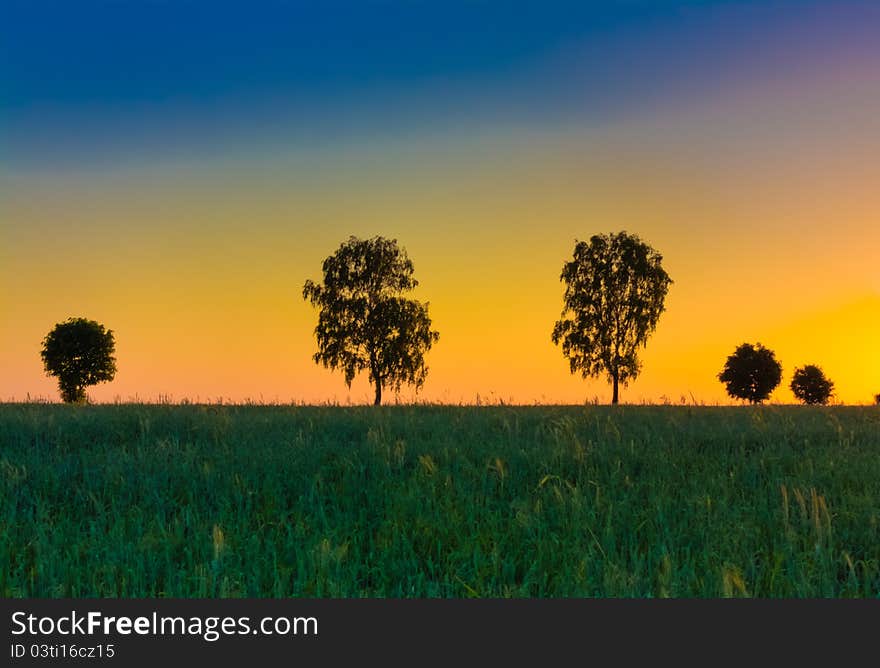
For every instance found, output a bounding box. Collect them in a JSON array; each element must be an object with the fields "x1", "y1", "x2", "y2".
[
  {"x1": 552, "y1": 231, "x2": 672, "y2": 405},
  {"x1": 790, "y1": 365, "x2": 834, "y2": 405},
  {"x1": 874, "y1": 393, "x2": 880, "y2": 406},
  {"x1": 303, "y1": 236, "x2": 439, "y2": 405},
  {"x1": 41, "y1": 317, "x2": 117, "y2": 403},
  {"x1": 718, "y1": 342, "x2": 781, "y2": 404}
]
